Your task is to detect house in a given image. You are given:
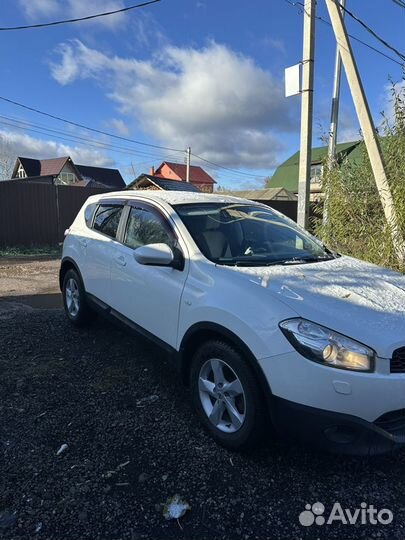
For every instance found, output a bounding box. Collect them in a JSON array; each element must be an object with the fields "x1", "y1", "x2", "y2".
[
  {"x1": 127, "y1": 173, "x2": 200, "y2": 192},
  {"x1": 150, "y1": 161, "x2": 216, "y2": 193},
  {"x1": 268, "y1": 141, "x2": 362, "y2": 201},
  {"x1": 222, "y1": 187, "x2": 297, "y2": 201},
  {"x1": 11, "y1": 156, "x2": 125, "y2": 189}
]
